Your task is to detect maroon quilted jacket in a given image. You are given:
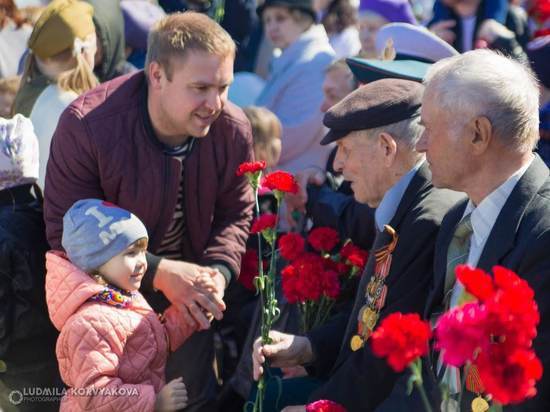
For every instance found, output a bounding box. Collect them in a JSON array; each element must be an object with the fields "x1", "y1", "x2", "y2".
[{"x1": 44, "y1": 71, "x2": 254, "y2": 281}]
